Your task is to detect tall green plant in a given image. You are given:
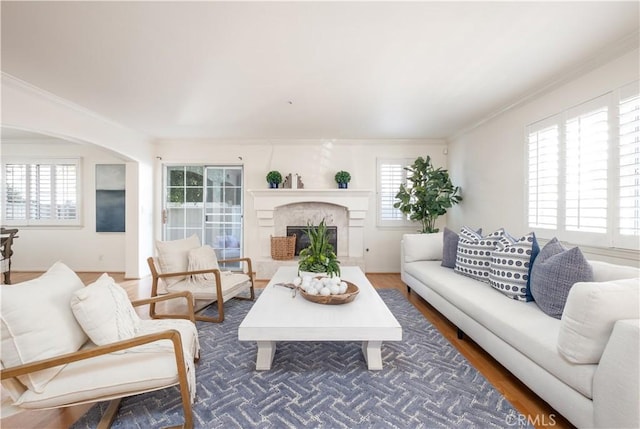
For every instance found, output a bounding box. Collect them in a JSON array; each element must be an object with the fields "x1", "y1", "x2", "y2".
[
  {"x1": 393, "y1": 156, "x2": 462, "y2": 233},
  {"x1": 298, "y1": 218, "x2": 341, "y2": 277}
]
